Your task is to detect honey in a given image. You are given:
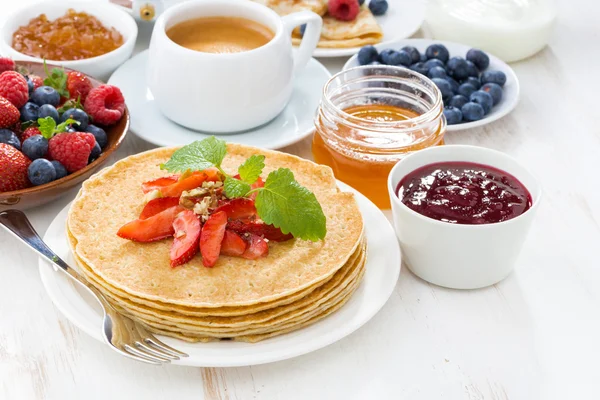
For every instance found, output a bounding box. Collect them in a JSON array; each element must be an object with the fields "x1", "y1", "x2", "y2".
[
  {"x1": 12, "y1": 9, "x2": 124, "y2": 61},
  {"x1": 313, "y1": 66, "x2": 446, "y2": 209}
]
